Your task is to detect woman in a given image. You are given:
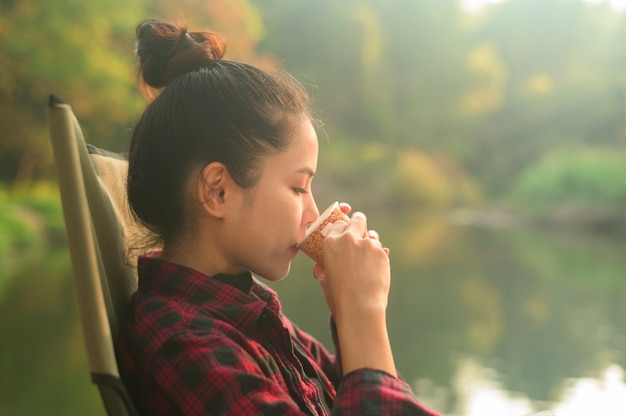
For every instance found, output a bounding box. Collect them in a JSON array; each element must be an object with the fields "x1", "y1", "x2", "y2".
[{"x1": 117, "y1": 18, "x2": 441, "y2": 416}]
